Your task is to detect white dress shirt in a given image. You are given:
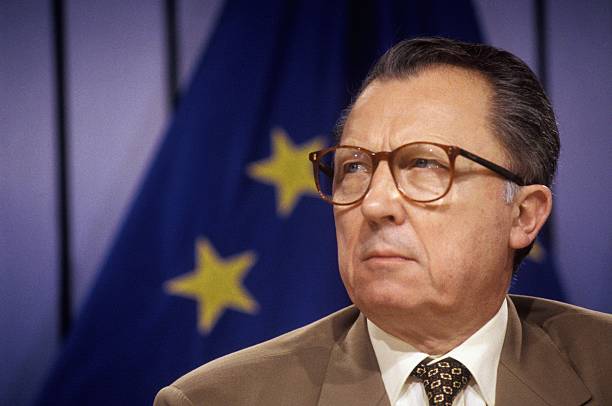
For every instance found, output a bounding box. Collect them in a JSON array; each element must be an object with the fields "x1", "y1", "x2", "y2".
[{"x1": 367, "y1": 298, "x2": 508, "y2": 406}]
